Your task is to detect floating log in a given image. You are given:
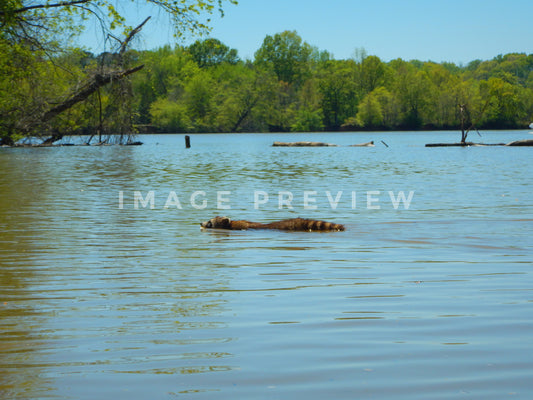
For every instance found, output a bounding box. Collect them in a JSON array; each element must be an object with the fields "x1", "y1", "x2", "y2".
[
  {"x1": 425, "y1": 142, "x2": 475, "y2": 147},
  {"x1": 426, "y1": 140, "x2": 532, "y2": 147},
  {"x1": 506, "y1": 139, "x2": 533, "y2": 146},
  {"x1": 273, "y1": 141, "x2": 338, "y2": 147},
  {"x1": 349, "y1": 141, "x2": 375, "y2": 147},
  {"x1": 425, "y1": 142, "x2": 504, "y2": 147}
]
